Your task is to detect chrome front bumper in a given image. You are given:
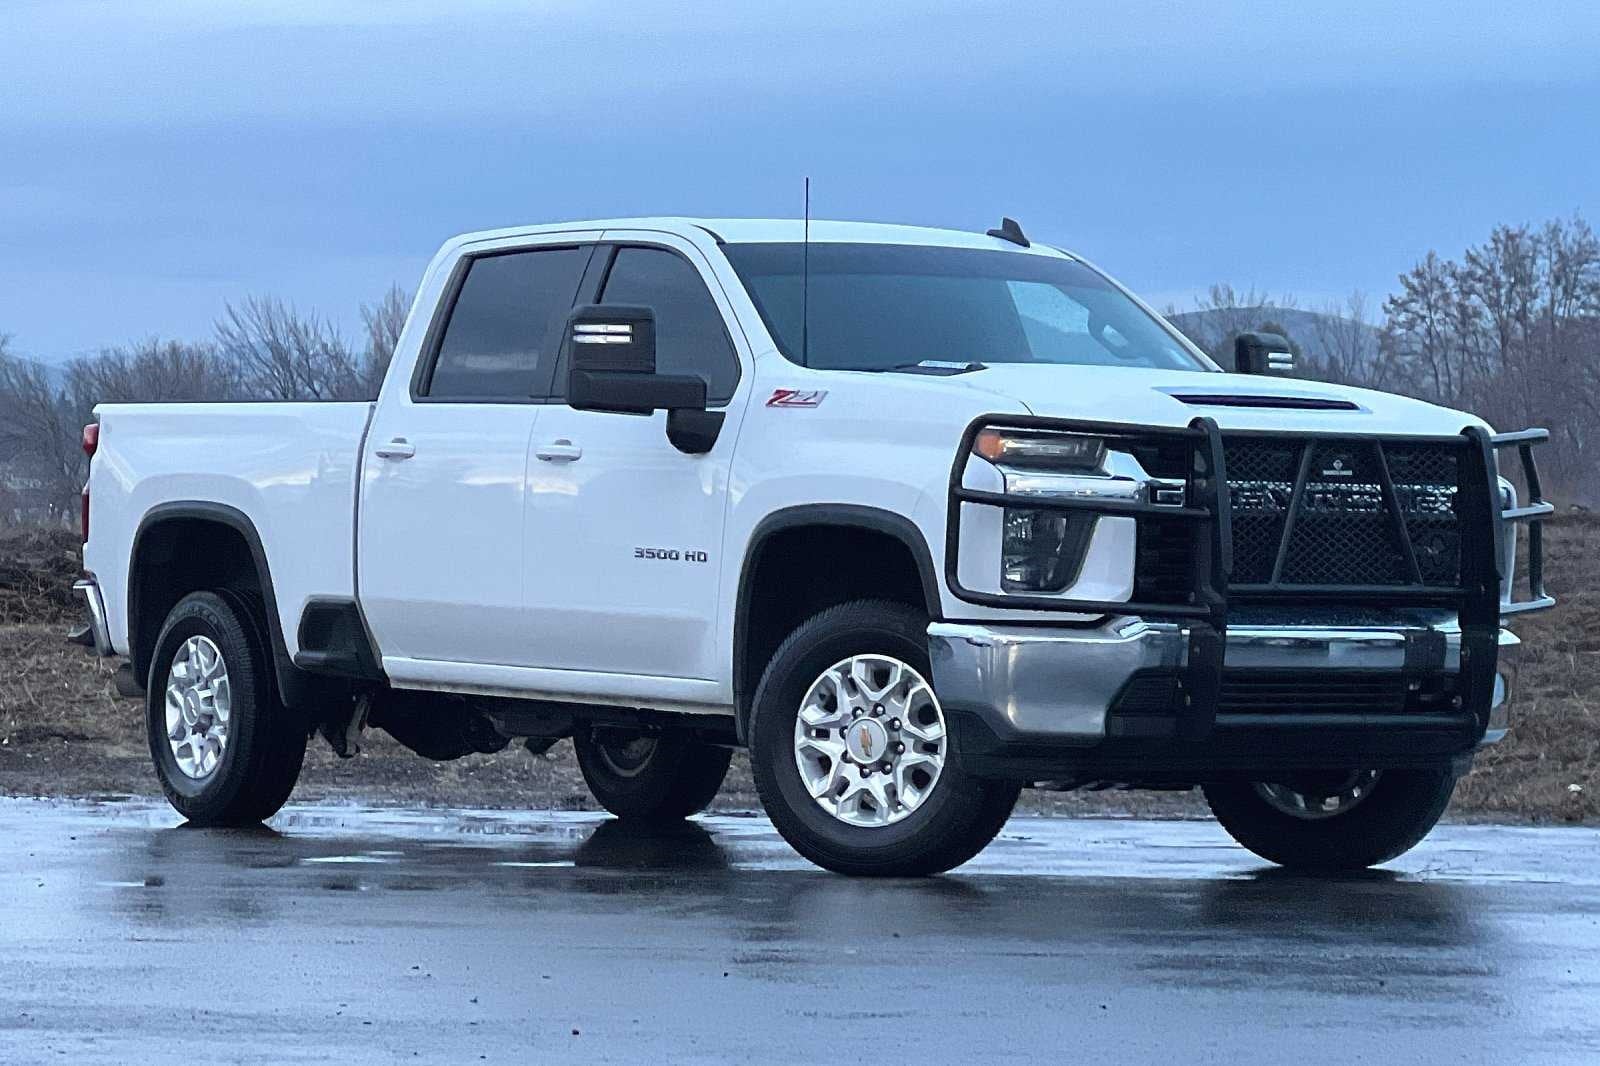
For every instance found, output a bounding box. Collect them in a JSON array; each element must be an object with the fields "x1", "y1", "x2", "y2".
[
  {"x1": 928, "y1": 618, "x2": 1520, "y2": 746},
  {"x1": 74, "y1": 578, "x2": 115, "y2": 657}
]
